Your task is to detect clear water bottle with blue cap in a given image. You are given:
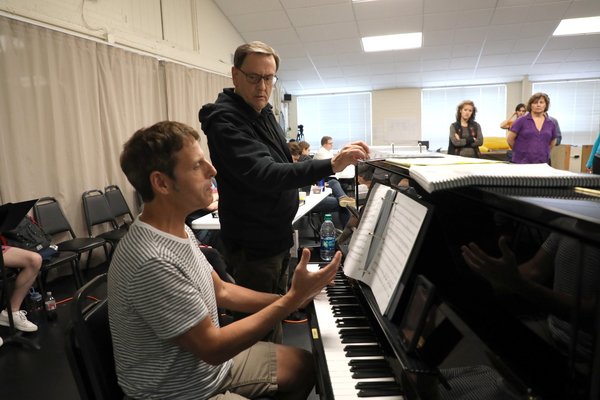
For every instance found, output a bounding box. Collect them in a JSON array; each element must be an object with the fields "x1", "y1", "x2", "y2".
[
  {"x1": 28, "y1": 287, "x2": 43, "y2": 312},
  {"x1": 320, "y1": 214, "x2": 336, "y2": 261}
]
